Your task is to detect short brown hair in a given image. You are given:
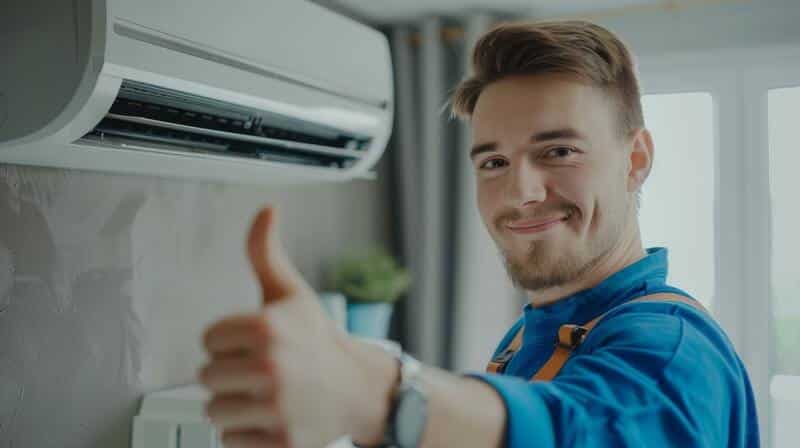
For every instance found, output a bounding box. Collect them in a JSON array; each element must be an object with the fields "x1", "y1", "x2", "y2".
[{"x1": 451, "y1": 20, "x2": 644, "y2": 136}]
